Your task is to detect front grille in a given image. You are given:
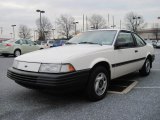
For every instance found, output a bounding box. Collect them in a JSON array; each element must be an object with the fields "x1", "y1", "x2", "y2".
[
  {"x1": 7, "y1": 70, "x2": 38, "y2": 83},
  {"x1": 7, "y1": 69, "x2": 80, "y2": 86}
]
